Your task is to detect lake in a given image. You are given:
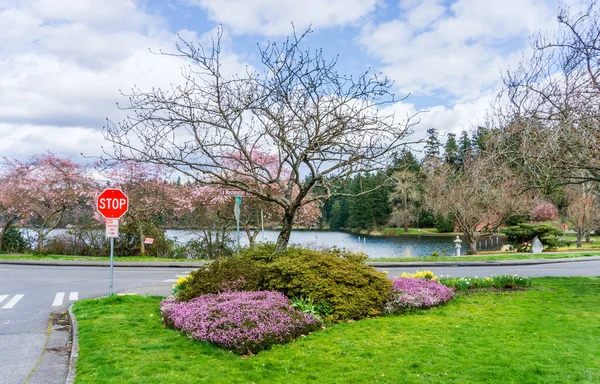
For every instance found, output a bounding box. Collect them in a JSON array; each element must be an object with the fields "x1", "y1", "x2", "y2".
[
  {"x1": 21, "y1": 228, "x2": 505, "y2": 258},
  {"x1": 166, "y1": 229, "x2": 506, "y2": 258}
]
